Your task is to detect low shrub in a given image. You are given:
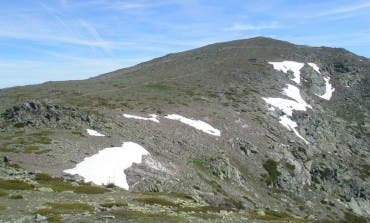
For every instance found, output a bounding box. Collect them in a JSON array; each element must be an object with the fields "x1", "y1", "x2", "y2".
[
  {"x1": 0, "y1": 179, "x2": 34, "y2": 190},
  {"x1": 0, "y1": 189, "x2": 8, "y2": 196},
  {"x1": 9, "y1": 194, "x2": 23, "y2": 199},
  {"x1": 133, "y1": 197, "x2": 179, "y2": 208},
  {"x1": 74, "y1": 185, "x2": 106, "y2": 194}
]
